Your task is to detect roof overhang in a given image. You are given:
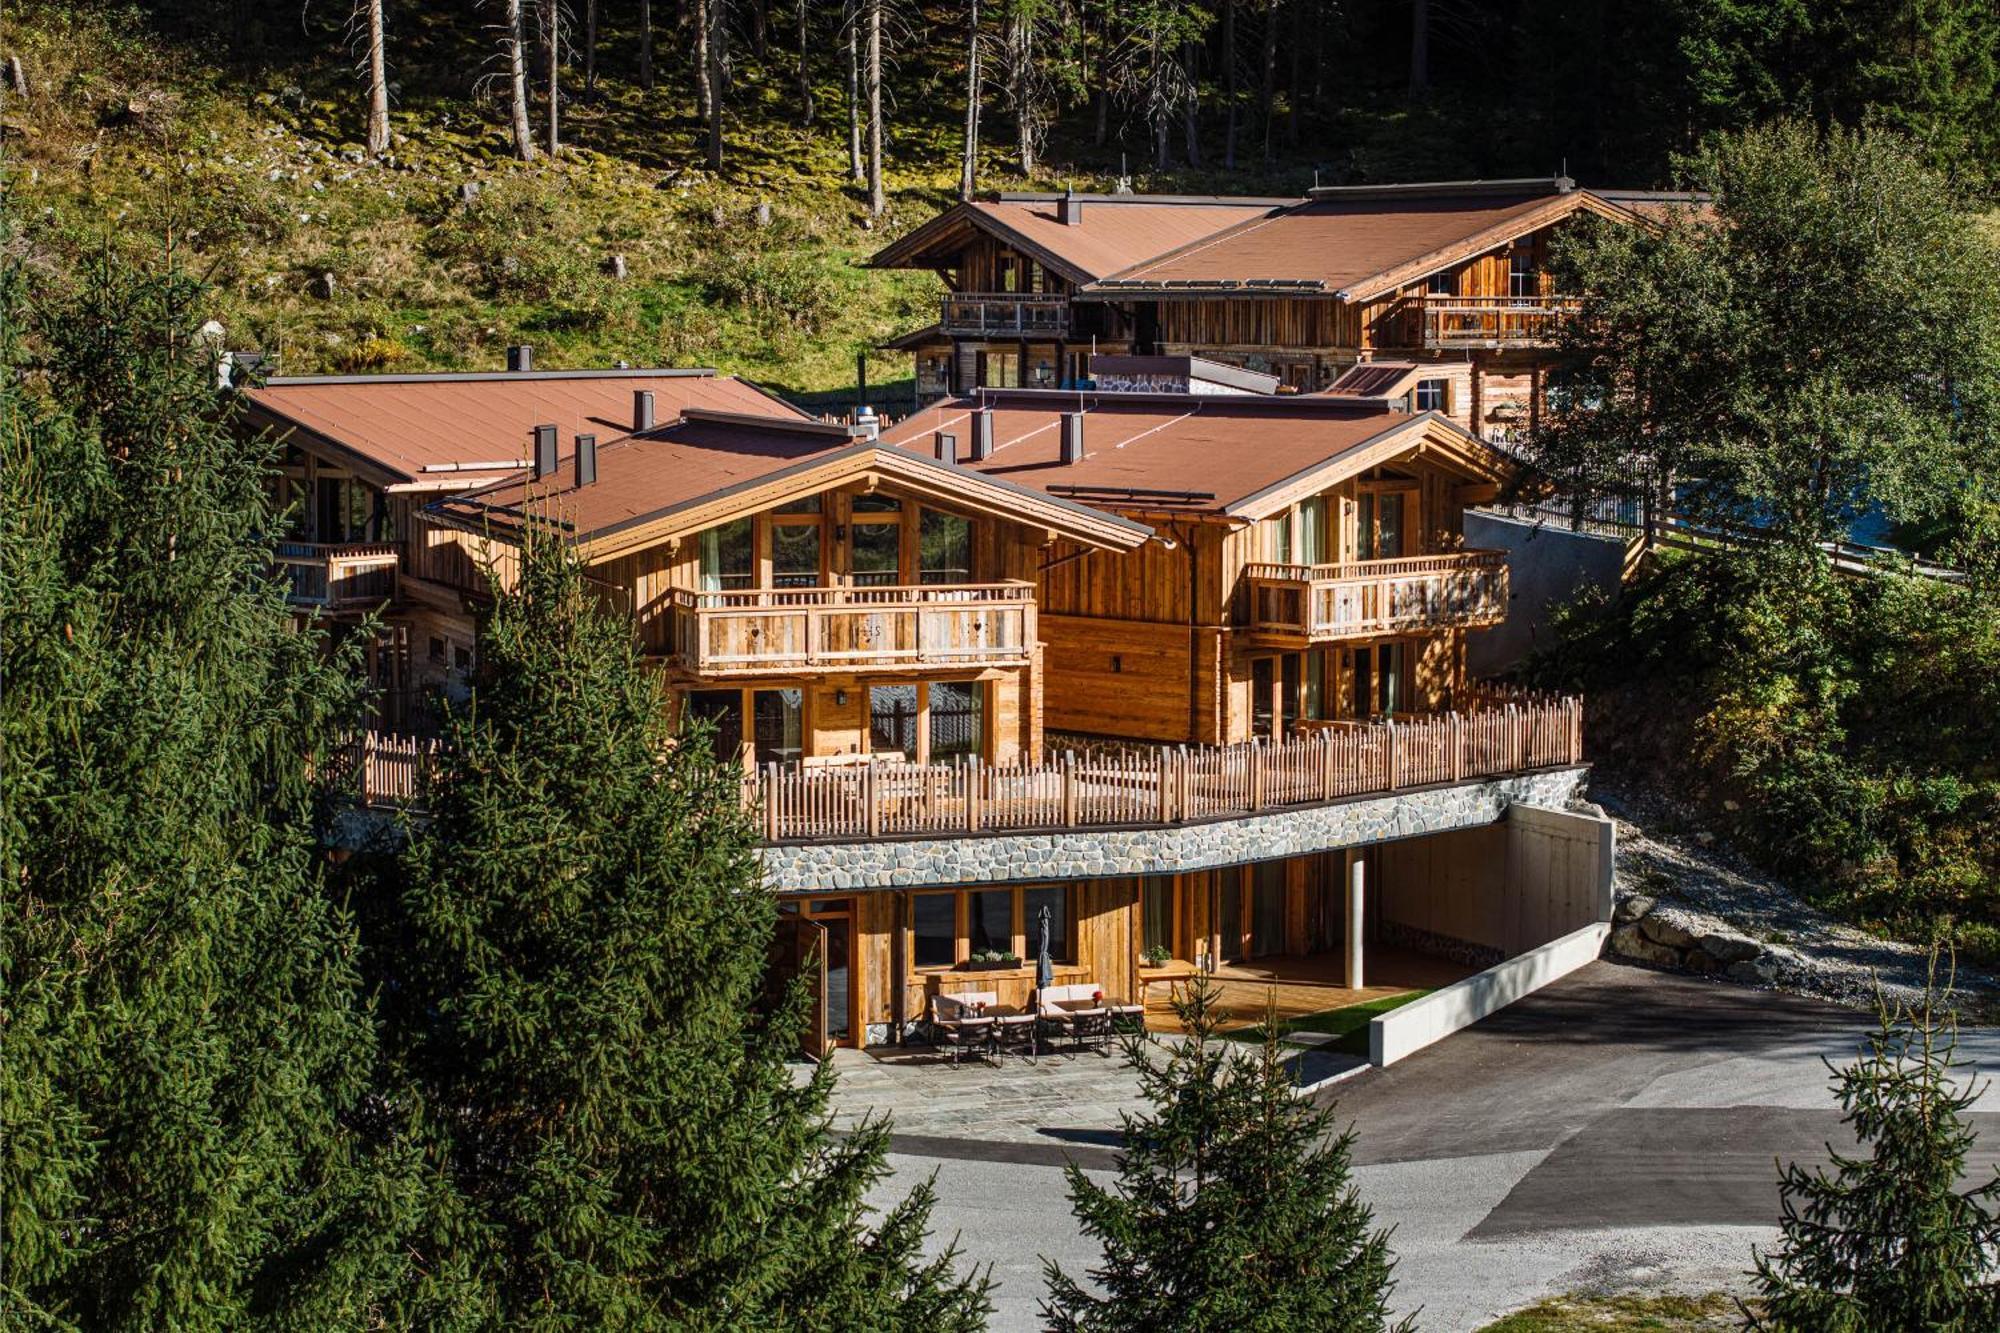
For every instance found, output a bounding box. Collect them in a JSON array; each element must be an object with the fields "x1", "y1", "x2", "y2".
[
  {"x1": 1335, "y1": 190, "x2": 1646, "y2": 303},
  {"x1": 1223, "y1": 414, "x2": 1519, "y2": 521},
  {"x1": 431, "y1": 441, "x2": 1155, "y2": 565}
]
